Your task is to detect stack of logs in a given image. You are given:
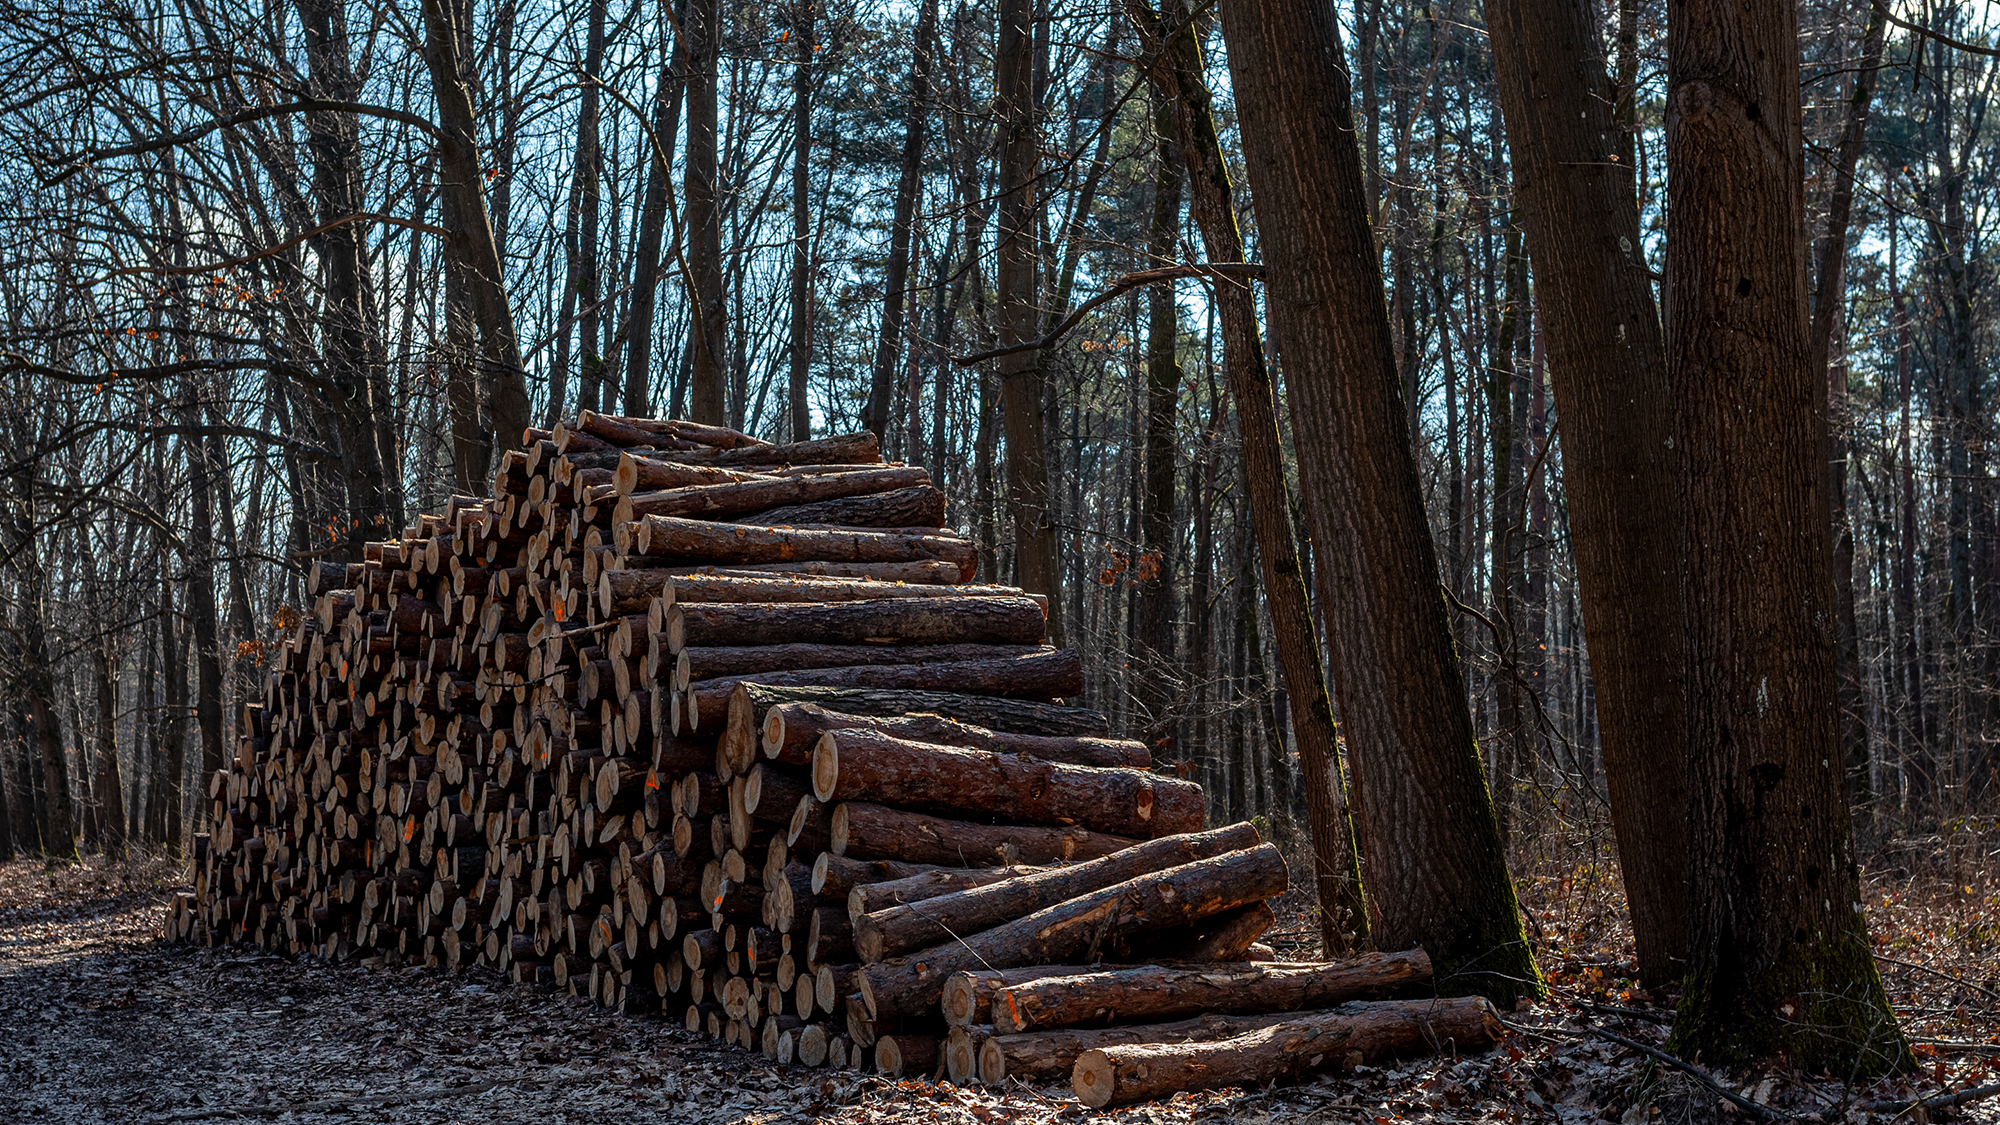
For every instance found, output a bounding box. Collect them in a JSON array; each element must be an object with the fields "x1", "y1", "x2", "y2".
[{"x1": 168, "y1": 413, "x2": 1501, "y2": 1106}]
